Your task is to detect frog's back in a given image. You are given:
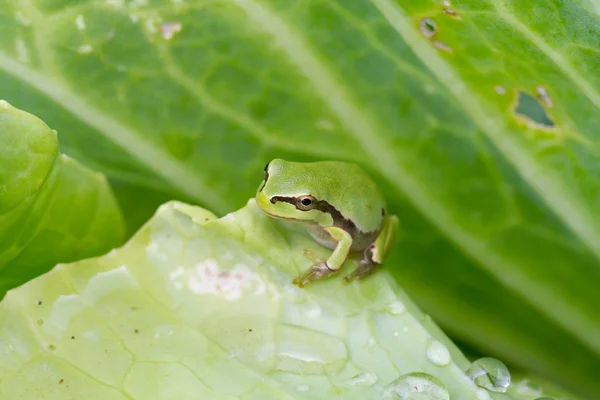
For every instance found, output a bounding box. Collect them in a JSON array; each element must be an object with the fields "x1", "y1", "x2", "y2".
[{"x1": 273, "y1": 159, "x2": 386, "y2": 233}]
